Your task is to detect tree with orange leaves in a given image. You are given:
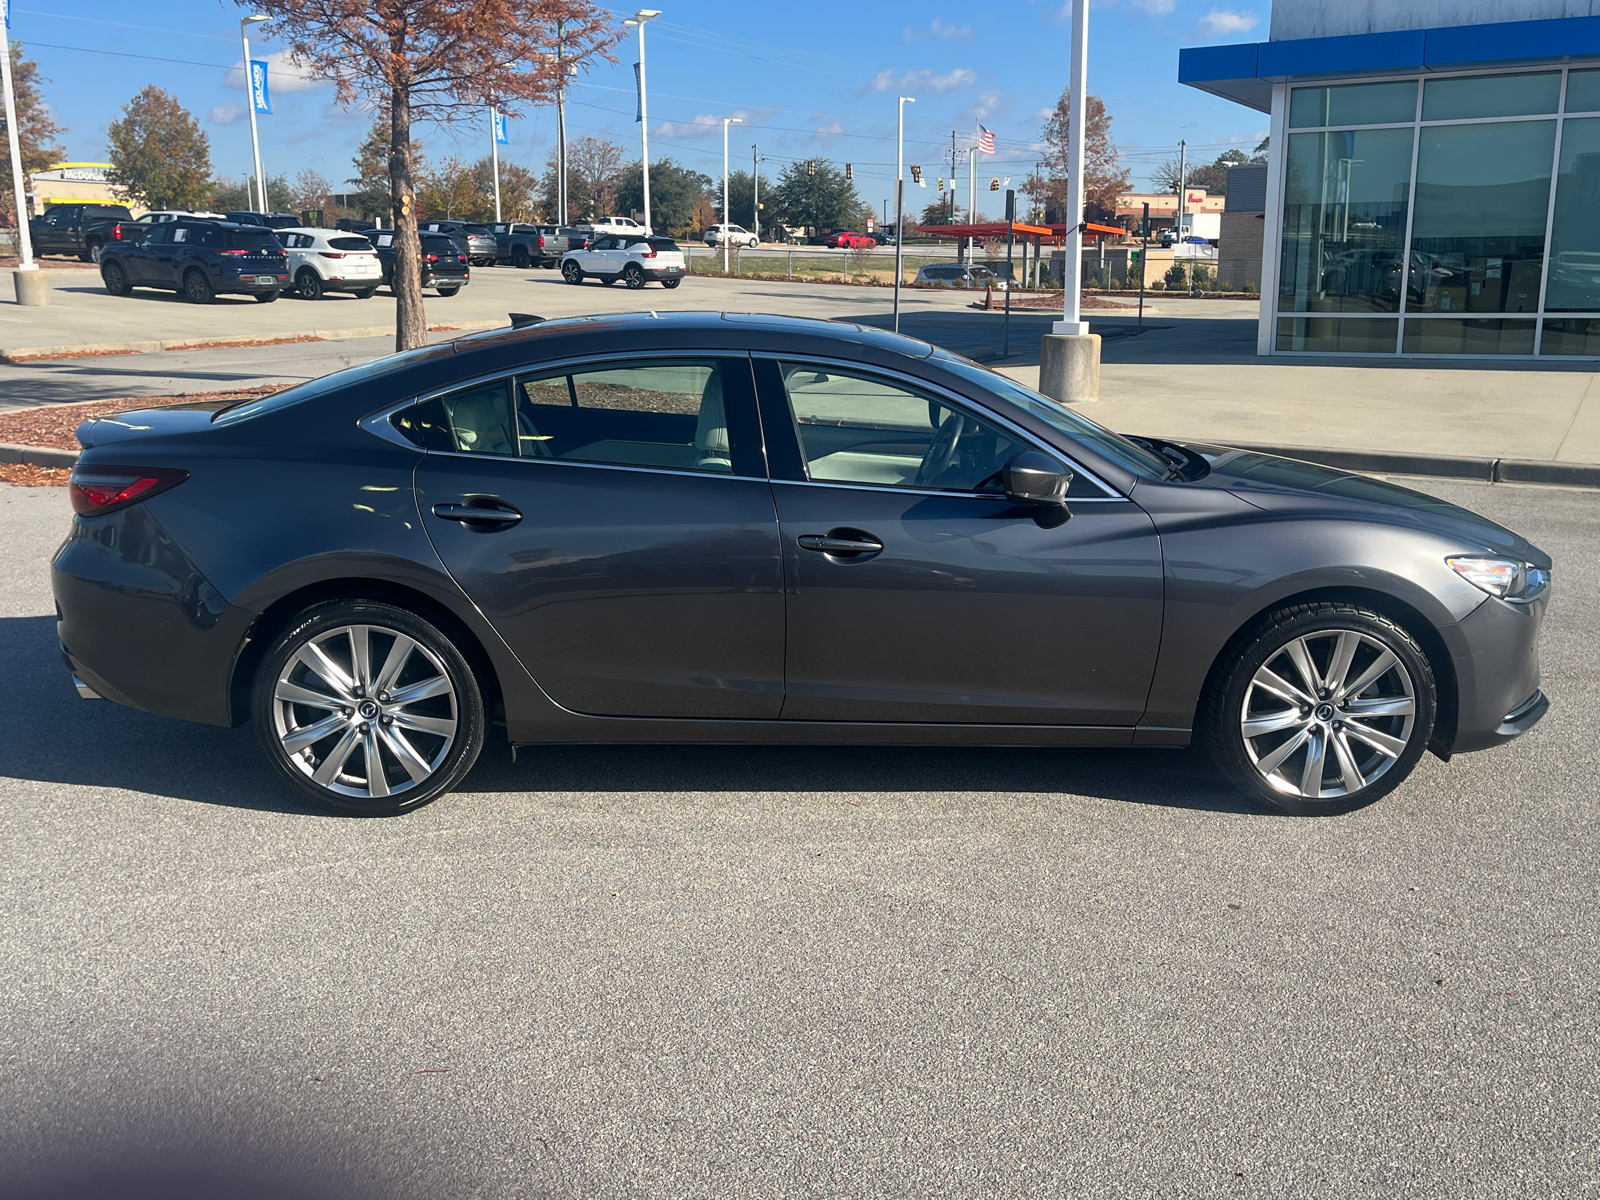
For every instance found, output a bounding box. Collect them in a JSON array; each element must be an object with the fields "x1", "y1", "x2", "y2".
[{"x1": 250, "y1": 0, "x2": 620, "y2": 349}]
